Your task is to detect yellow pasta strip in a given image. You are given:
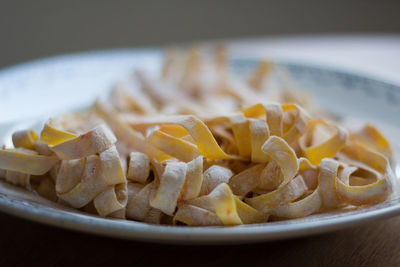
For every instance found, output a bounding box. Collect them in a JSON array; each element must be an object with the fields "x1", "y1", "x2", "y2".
[
  {"x1": 242, "y1": 103, "x2": 283, "y2": 137},
  {"x1": 147, "y1": 128, "x2": 202, "y2": 162},
  {"x1": 12, "y1": 129, "x2": 38, "y2": 150},
  {"x1": 94, "y1": 183, "x2": 128, "y2": 217},
  {"x1": 281, "y1": 104, "x2": 309, "y2": 144},
  {"x1": 234, "y1": 196, "x2": 269, "y2": 224},
  {"x1": 258, "y1": 160, "x2": 283, "y2": 190},
  {"x1": 94, "y1": 101, "x2": 171, "y2": 162},
  {"x1": 249, "y1": 118, "x2": 270, "y2": 163},
  {"x1": 126, "y1": 182, "x2": 153, "y2": 221},
  {"x1": 0, "y1": 149, "x2": 58, "y2": 175},
  {"x1": 350, "y1": 124, "x2": 392, "y2": 158},
  {"x1": 228, "y1": 164, "x2": 265, "y2": 196},
  {"x1": 180, "y1": 156, "x2": 203, "y2": 200},
  {"x1": 271, "y1": 189, "x2": 322, "y2": 219},
  {"x1": 58, "y1": 155, "x2": 108, "y2": 208},
  {"x1": 123, "y1": 115, "x2": 232, "y2": 159},
  {"x1": 230, "y1": 113, "x2": 252, "y2": 158},
  {"x1": 336, "y1": 144, "x2": 392, "y2": 205},
  {"x1": 301, "y1": 120, "x2": 348, "y2": 165},
  {"x1": 40, "y1": 120, "x2": 78, "y2": 146},
  {"x1": 50, "y1": 124, "x2": 117, "y2": 160},
  {"x1": 318, "y1": 158, "x2": 340, "y2": 208},
  {"x1": 150, "y1": 161, "x2": 187, "y2": 215},
  {"x1": 261, "y1": 136, "x2": 299, "y2": 187},
  {"x1": 173, "y1": 204, "x2": 222, "y2": 226},
  {"x1": 208, "y1": 183, "x2": 242, "y2": 225},
  {"x1": 245, "y1": 175, "x2": 308, "y2": 213},
  {"x1": 127, "y1": 152, "x2": 150, "y2": 184},
  {"x1": 99, "y1": 146, "x2": 126, "y2": 185},
  {"x1": 56, "y1": 158, "x2": 85, "y2": 194},
  {"x1": 200, "y1": 165, "x2": 233, "y2": 196}
]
